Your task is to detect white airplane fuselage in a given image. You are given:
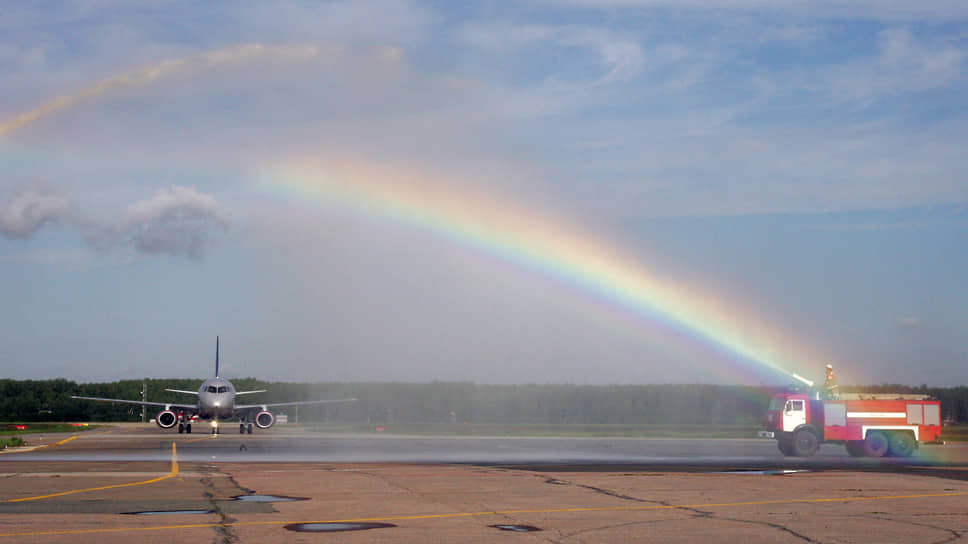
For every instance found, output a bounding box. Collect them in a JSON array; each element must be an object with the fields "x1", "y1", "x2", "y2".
[{"x1": 197, "y1": 377, "x2": 237, "y2": 420}]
